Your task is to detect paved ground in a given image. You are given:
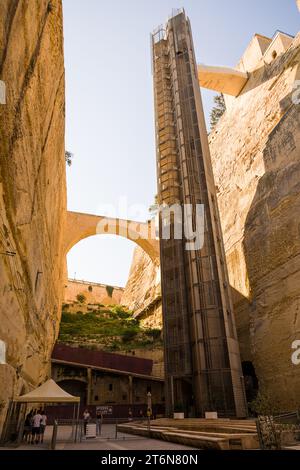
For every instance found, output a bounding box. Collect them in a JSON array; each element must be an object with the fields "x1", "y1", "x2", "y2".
[{"x1": 1, "y1": 425, "x2": 197, "y2": 451}]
